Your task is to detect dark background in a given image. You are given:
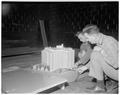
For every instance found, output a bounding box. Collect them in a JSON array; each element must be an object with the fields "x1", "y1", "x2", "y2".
[{"x1": 2, "y1": 2, "x2": 119, "y2": 49}]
